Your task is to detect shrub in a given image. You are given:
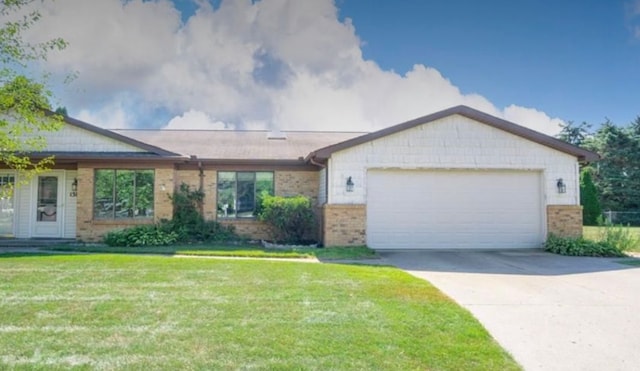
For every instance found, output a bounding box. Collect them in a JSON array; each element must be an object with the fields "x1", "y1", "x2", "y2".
[
  {"x1": 258, "y1": 194, "x2": 315, "y2": 244},
  {"x1": 544, "y1": 234, "x2": 624, "y2": 257},
  {"x1": 160, "y1": 183, "x2": 238, "y2": 242},
  {"x1": 104, "y1": 225, "x2": 178, "y2": 247}
]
